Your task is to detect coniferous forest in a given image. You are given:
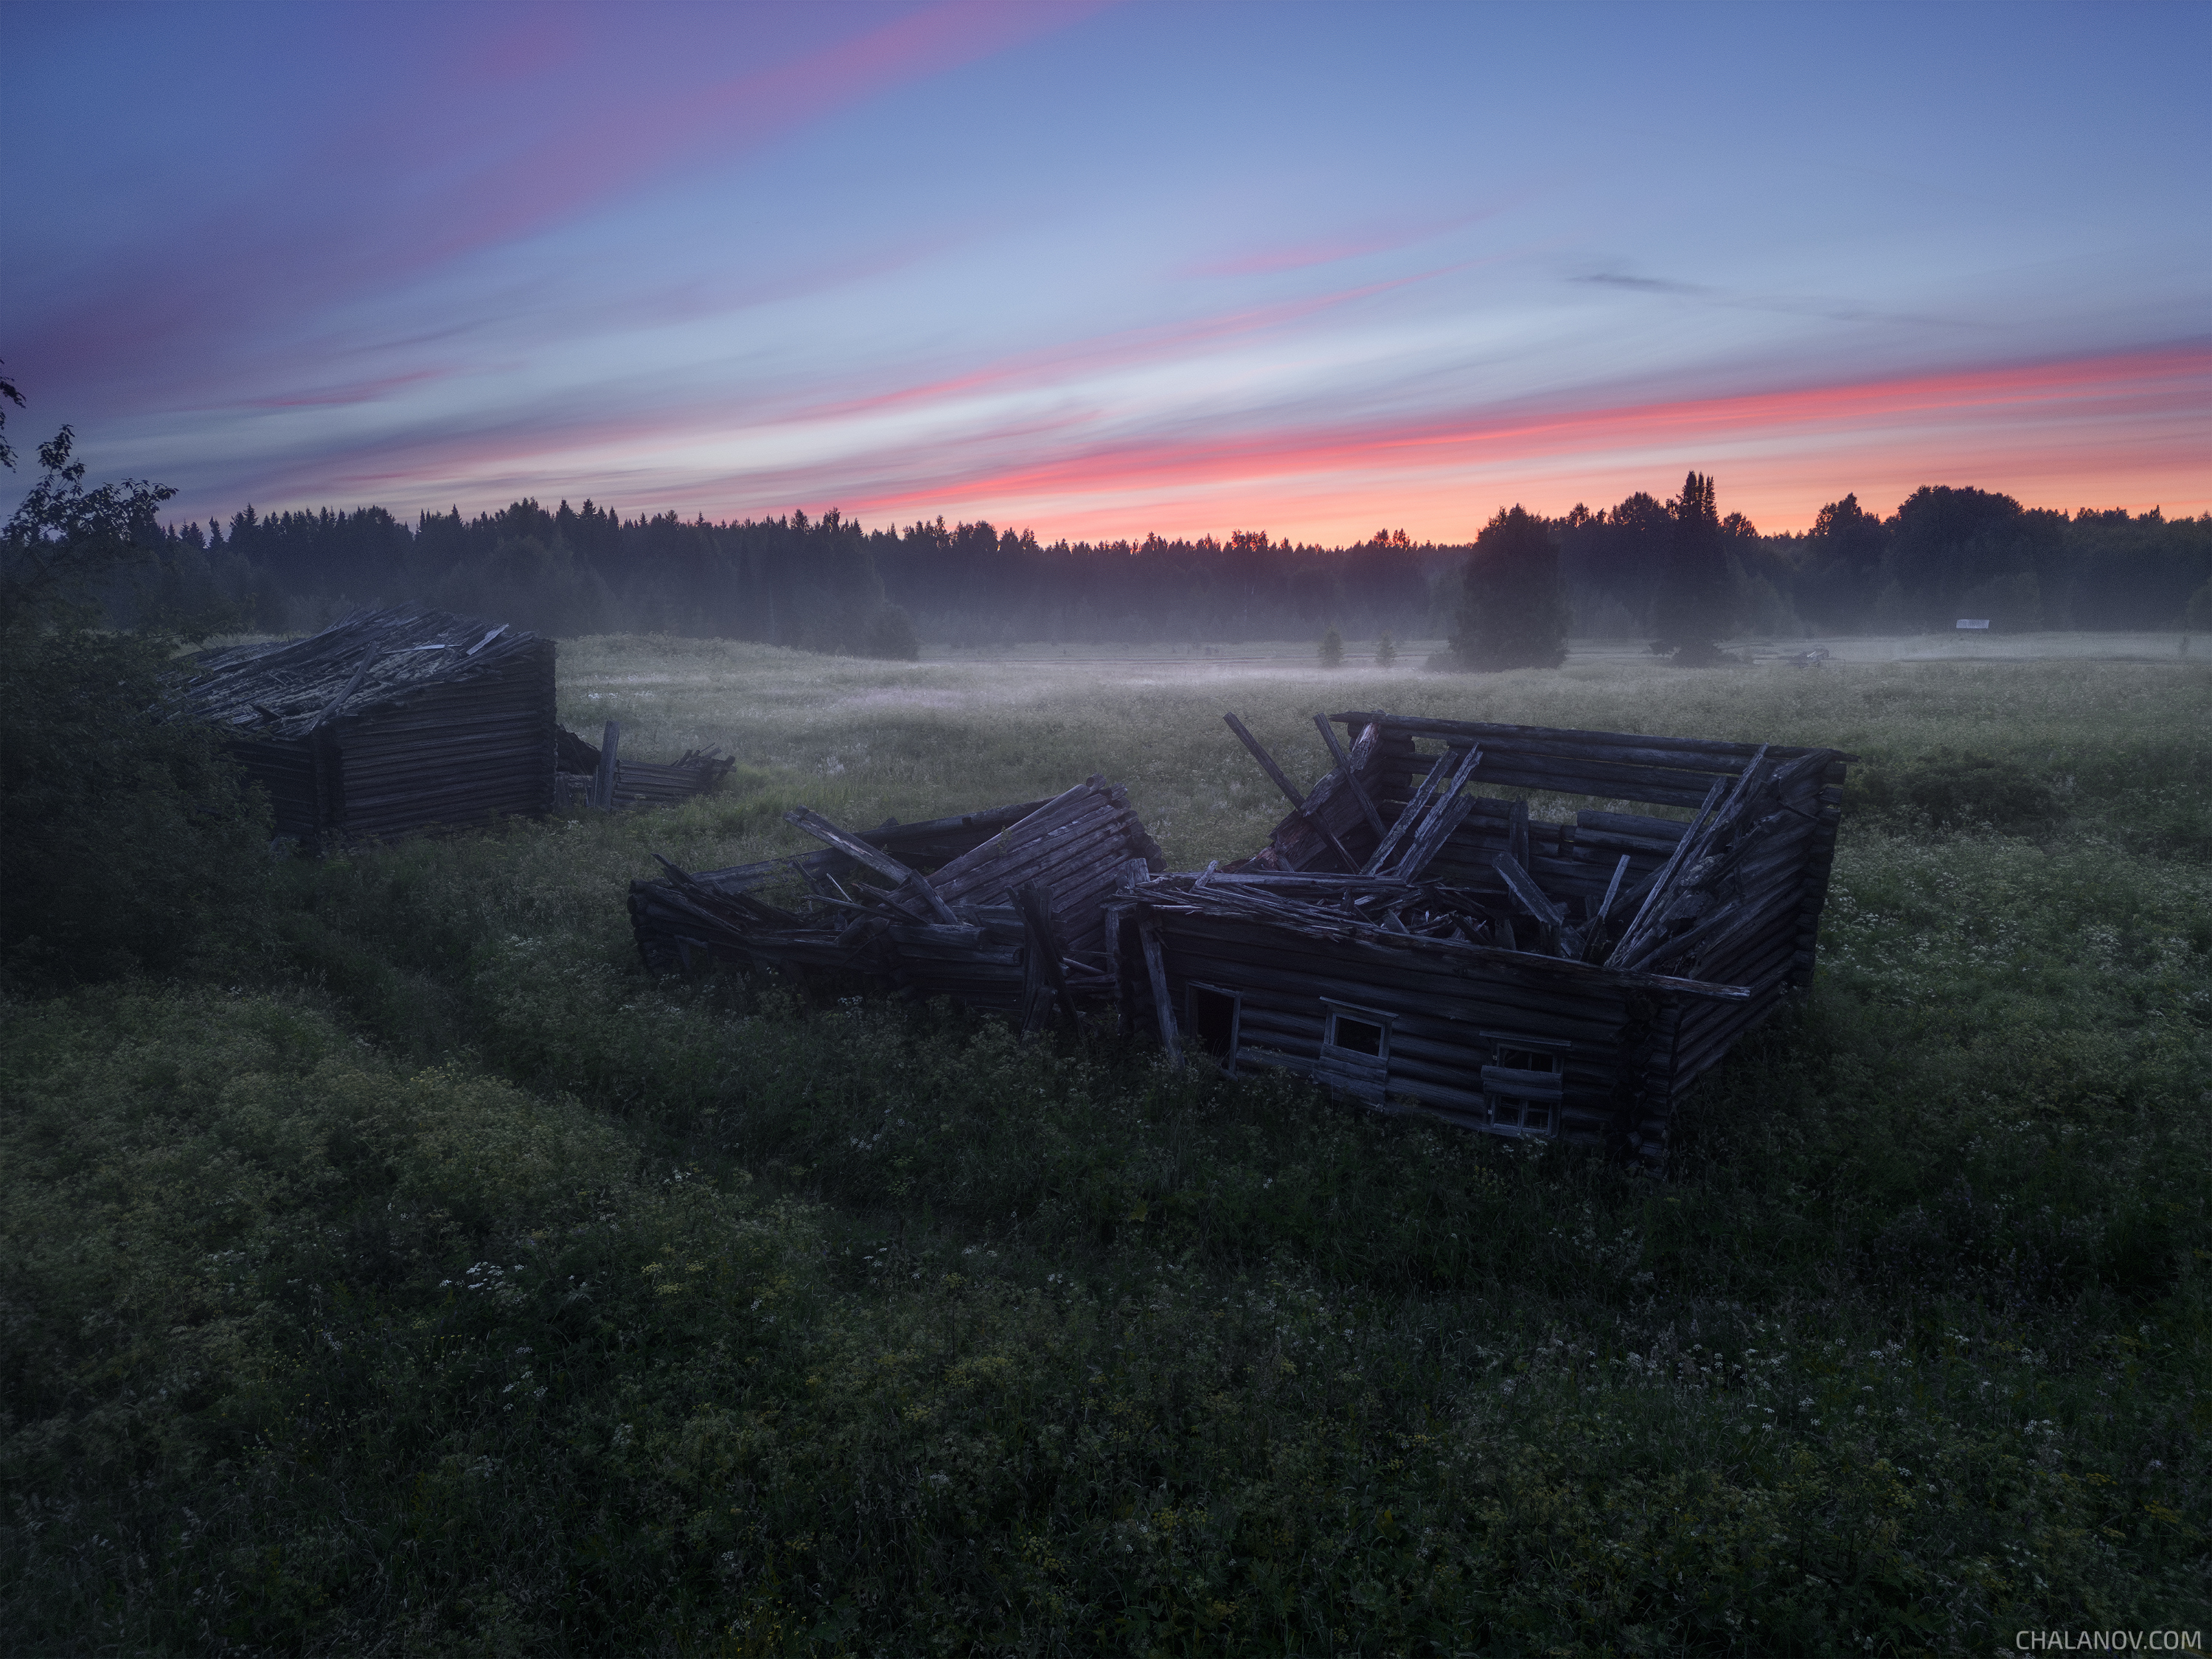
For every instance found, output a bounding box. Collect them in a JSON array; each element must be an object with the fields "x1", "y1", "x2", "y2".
[{"x1": 129, "y1": 483, "x2": 2212, "y2": 652}]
